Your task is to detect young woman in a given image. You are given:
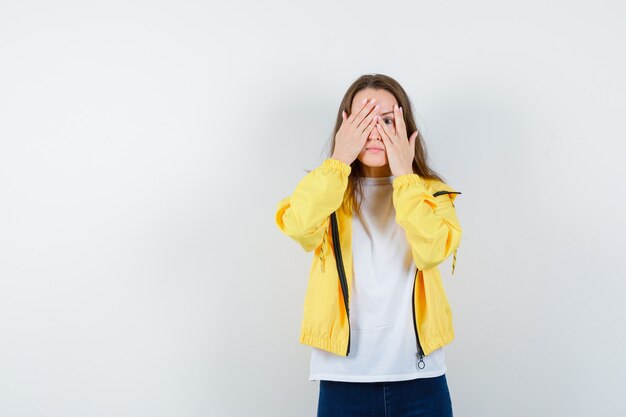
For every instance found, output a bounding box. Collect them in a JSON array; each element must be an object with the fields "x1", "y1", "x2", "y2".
[{"x1": 275, "y1": 74, "x2": 463, "y2": 417}]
